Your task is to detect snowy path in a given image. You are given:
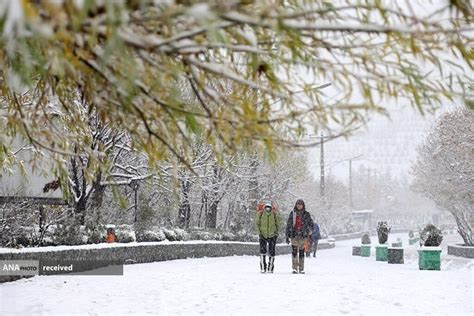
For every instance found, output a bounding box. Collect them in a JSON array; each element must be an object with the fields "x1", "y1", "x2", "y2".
[{"x1": 1, "y1": 233, "x2": 472, "y2": 315}]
